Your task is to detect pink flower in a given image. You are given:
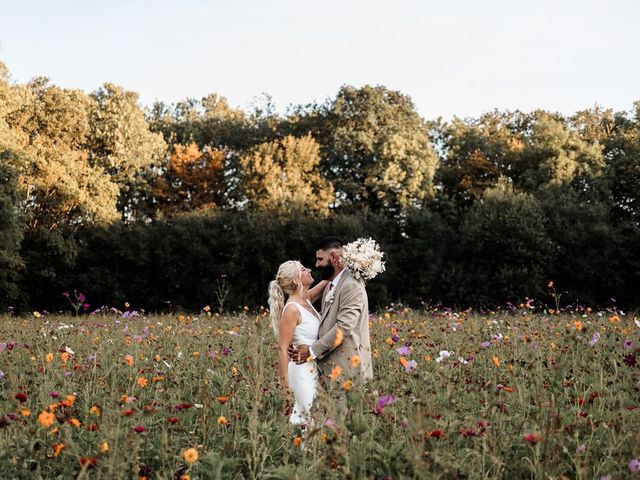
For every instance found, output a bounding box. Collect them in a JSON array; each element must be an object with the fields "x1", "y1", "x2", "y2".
[
  {"x1": 133, "y1": 426, "x2": 146, "y2": 433},
  {"x1": 630, "y1": 459, "x2": 640, "y2": 474},
  {"x1": 523, "y1": 433, "x2": 543, "y2": 443}
]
